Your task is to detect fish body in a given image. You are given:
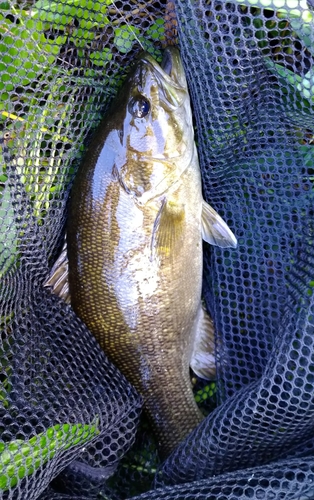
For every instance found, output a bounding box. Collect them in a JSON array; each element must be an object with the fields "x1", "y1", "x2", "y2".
[{"x1": 63, "y1": 47, "x2": 237, "y2": 458}]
